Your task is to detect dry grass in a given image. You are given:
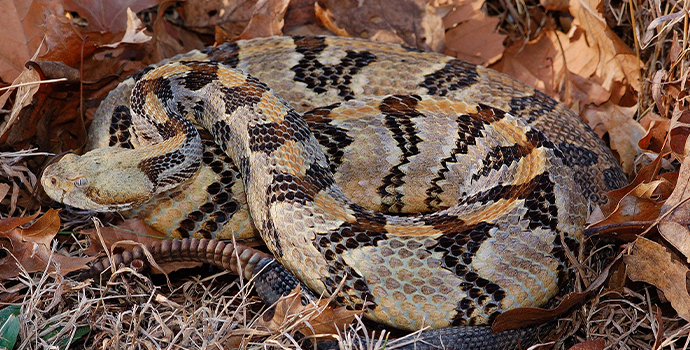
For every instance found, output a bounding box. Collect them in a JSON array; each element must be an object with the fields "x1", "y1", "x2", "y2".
[{"x1": 5, "y1": 237, "x2": 683, "y2": 349}]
